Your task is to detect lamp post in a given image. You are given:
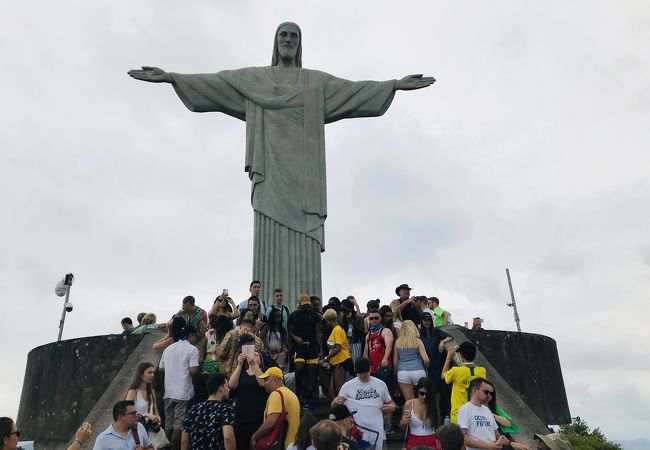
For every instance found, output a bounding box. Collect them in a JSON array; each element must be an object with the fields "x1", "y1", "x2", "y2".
[
  {"x1": 505, "y1": 268, "x2": 522, "y2": 332},
  {"x1": 55, "y1": 273, "x2": 74, "y2": 342}
]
